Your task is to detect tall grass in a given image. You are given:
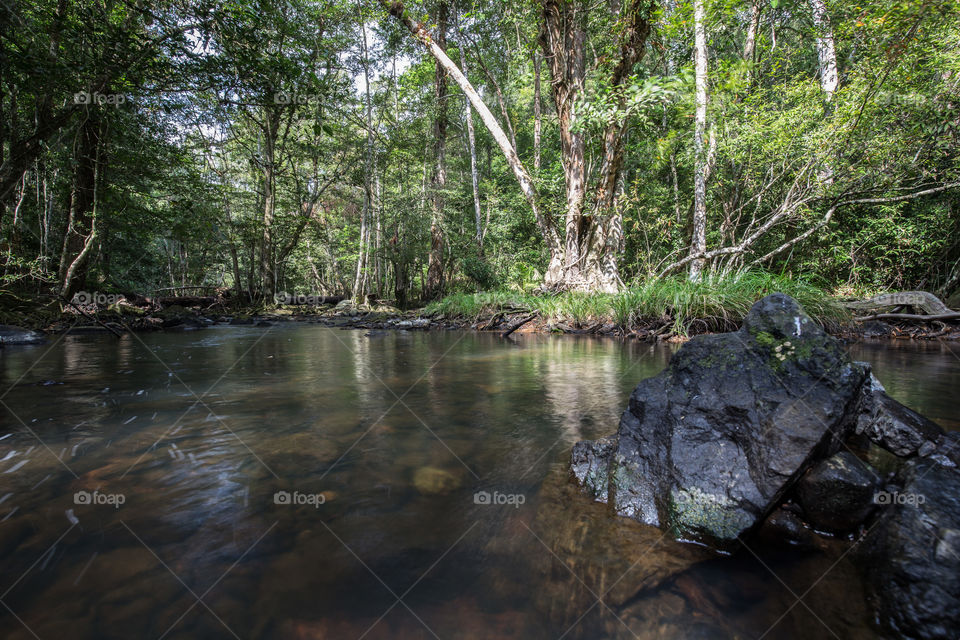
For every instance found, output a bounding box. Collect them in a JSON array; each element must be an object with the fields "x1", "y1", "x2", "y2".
[{"x1": 425, "y1": 270, "x2": 848, "y2": 335}]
